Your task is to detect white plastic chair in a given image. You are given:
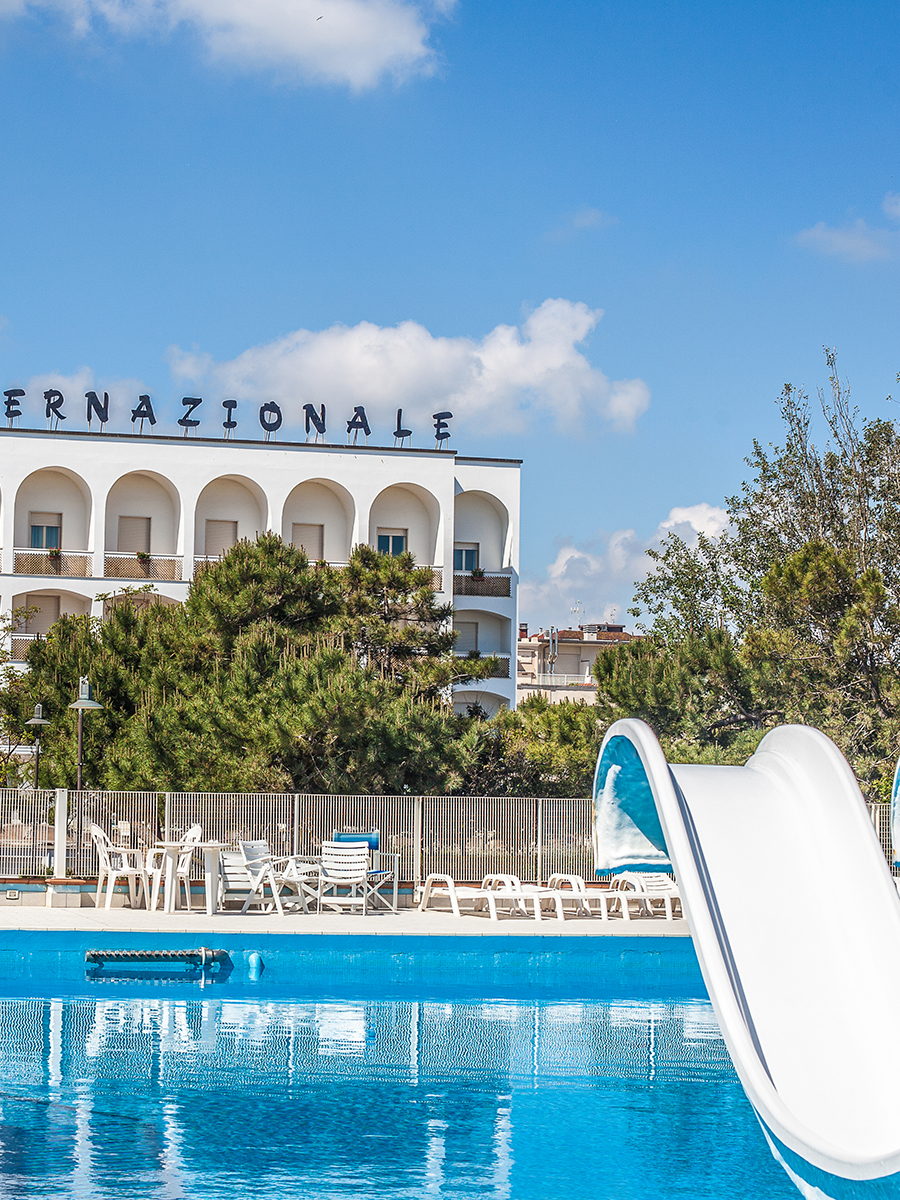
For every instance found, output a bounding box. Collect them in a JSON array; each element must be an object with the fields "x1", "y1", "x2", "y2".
[
  {"x1": 239, "y1": 840, "x2": 320, "y2": 915},
  {"x1": 146, "y1": 824, "x2": 202, "y2": 912},
  {"x1": 90, "y1": 824, "x2": 147, "y2": 910},
  {"x1": 316, "y1": 840, "x2": 370, "y2": 915},
  {"x1": 332, "y1": 828, "x2": 399, "y2": 912}
]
